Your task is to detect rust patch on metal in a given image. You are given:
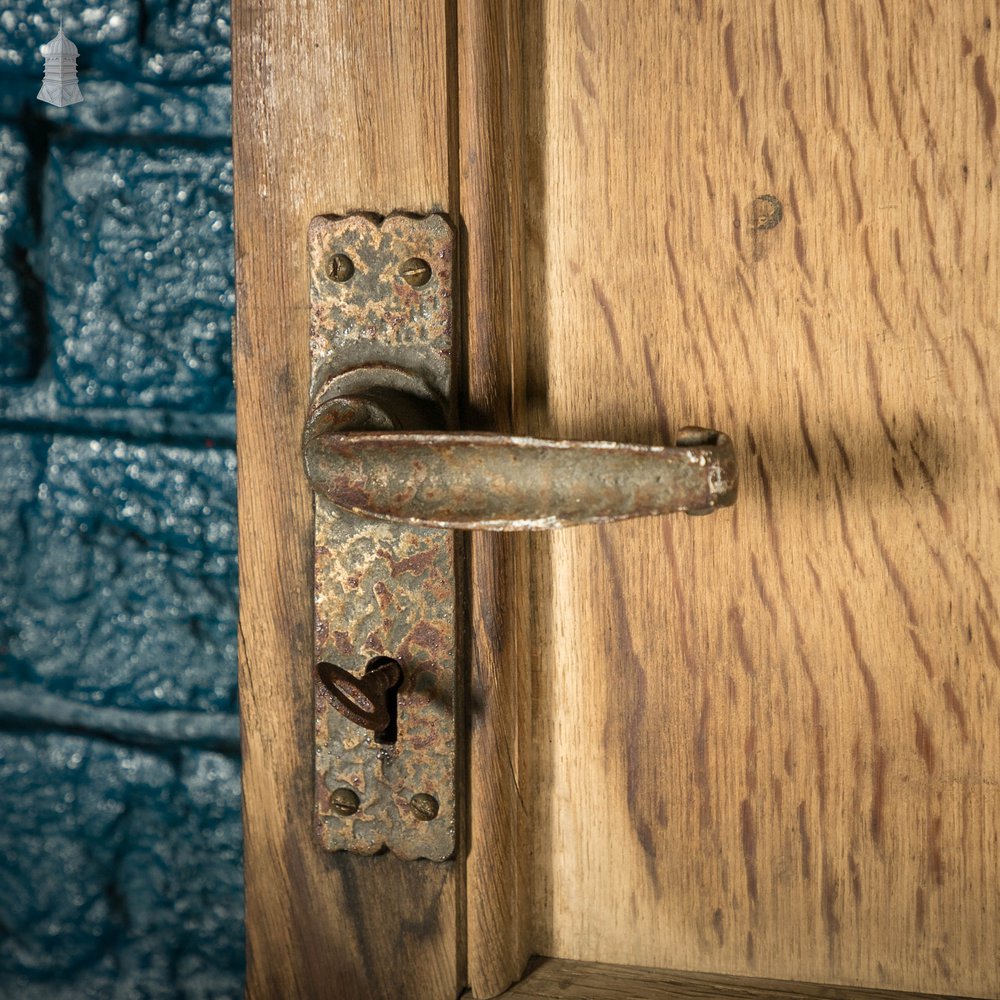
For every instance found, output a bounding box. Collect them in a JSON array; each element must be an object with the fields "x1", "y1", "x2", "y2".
[
  {"x1": 306, "y1": 427, "x2": 737, "y2": 528},
  {"x1": 309, "y1": 213, "x2": 457, "y2": 861}
]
